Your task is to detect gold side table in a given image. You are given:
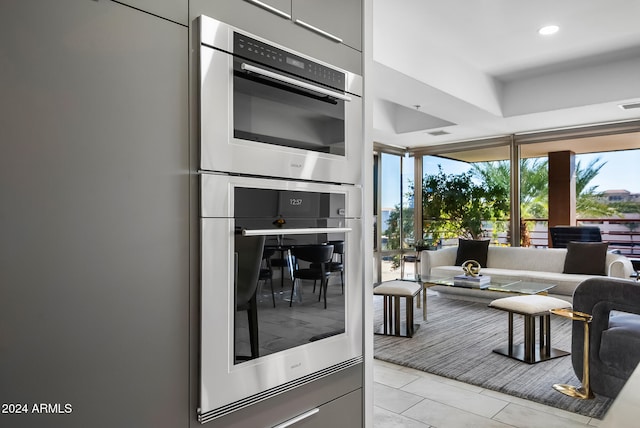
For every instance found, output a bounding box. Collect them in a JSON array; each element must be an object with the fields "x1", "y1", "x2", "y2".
[{"x1": 550, "y1": 308, "x2": 595, "y2": 399}]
